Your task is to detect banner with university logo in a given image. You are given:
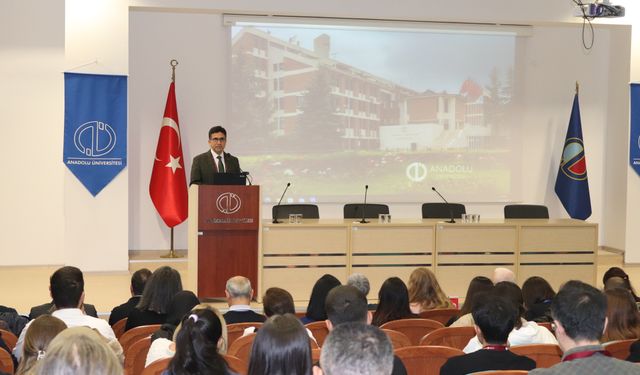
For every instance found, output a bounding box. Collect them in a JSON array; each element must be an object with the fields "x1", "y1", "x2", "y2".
[
  {"x1": 630, "y1": 83, "x2": 640, "y2": 176},
  {"x1": 63, "y1": 73, "x2": 127, "y2": 196}
]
